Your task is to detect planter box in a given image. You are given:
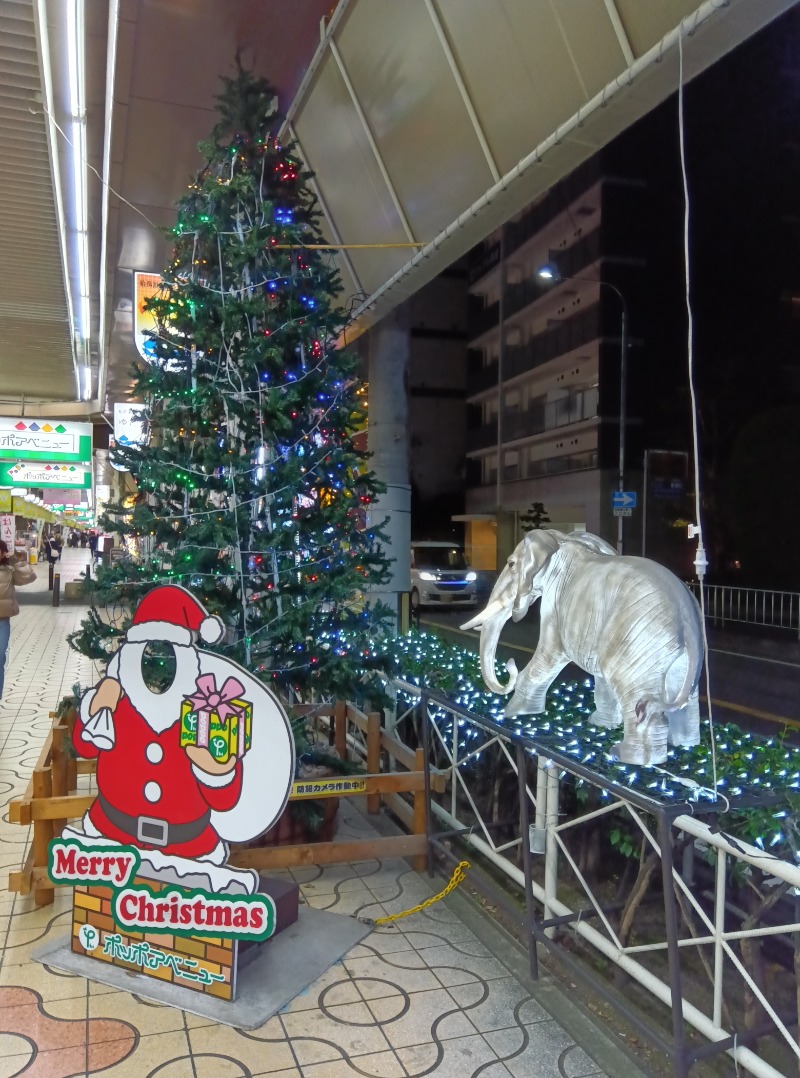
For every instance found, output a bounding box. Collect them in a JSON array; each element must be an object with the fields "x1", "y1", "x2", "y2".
[{"x1": 255, "y1": 797, "x2": 339, "y2": 847}]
